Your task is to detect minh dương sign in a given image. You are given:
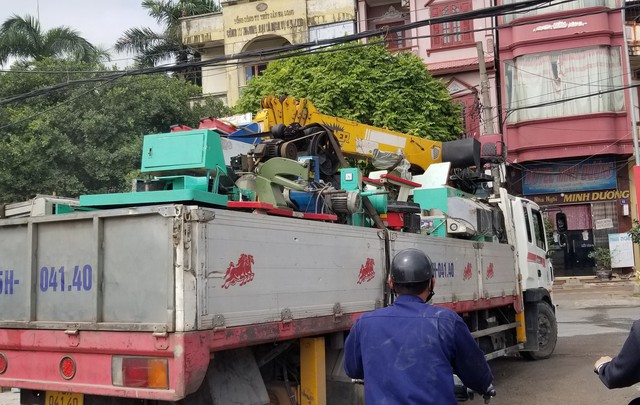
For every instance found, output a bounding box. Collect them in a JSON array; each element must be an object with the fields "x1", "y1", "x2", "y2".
[{"x1": 529, "y1": 189, "x2": 630, "y2": 205}]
